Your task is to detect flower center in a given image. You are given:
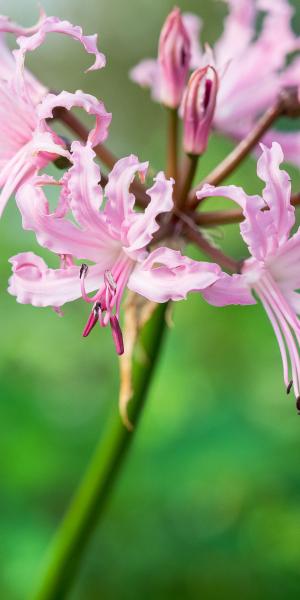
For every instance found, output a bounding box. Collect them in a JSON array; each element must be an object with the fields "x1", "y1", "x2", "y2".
[{"x1": 80, "y1": 256, "x2": 133, "y2": 355}]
